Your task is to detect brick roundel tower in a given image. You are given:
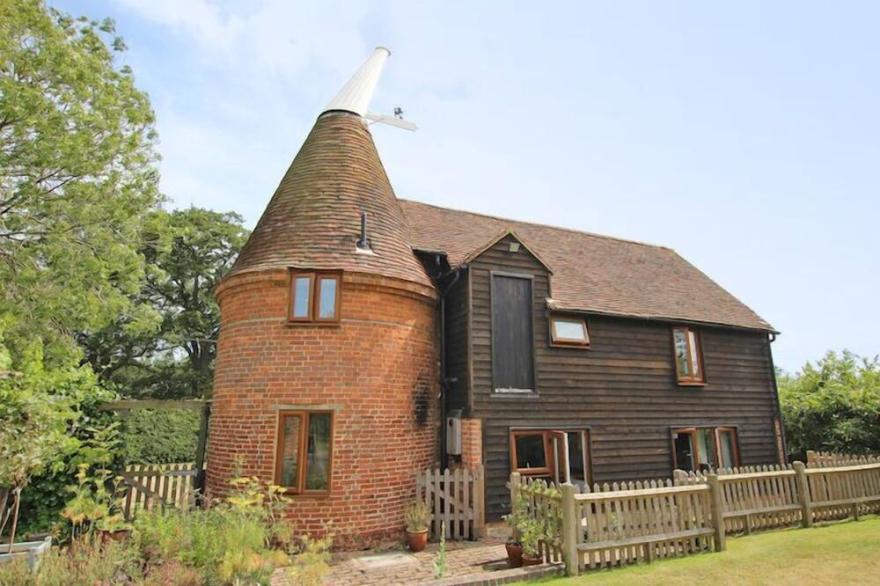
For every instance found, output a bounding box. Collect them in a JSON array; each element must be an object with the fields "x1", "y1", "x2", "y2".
[{"x1": 207, "y1": 48, "x2": 439, "y2": 546}]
